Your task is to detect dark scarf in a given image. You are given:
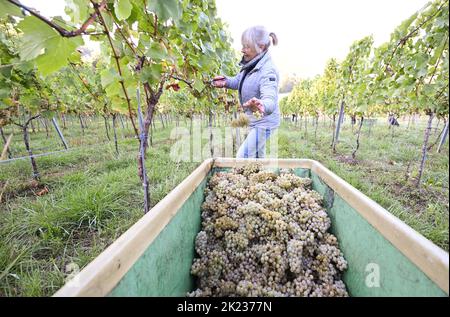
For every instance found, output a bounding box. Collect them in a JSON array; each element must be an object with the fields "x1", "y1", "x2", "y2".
[
  {"x1": 238, "y1": 50, "x2": 268, "y2": 101},
  {"x1": 239, "y1": 50, "x2": 267, "y2": 70}
]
